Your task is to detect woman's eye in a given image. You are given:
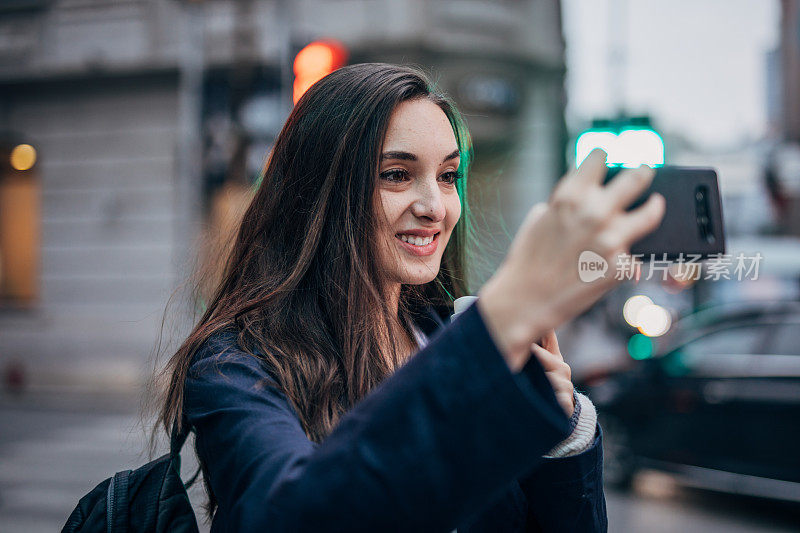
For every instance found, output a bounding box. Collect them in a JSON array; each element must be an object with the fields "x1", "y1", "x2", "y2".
[
  {"x1": 380, "y1": 169, "x2": 409, "y2": 182},
  {"x1": 440, "y1": 171, "x2": 461, "y2": 185}
]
